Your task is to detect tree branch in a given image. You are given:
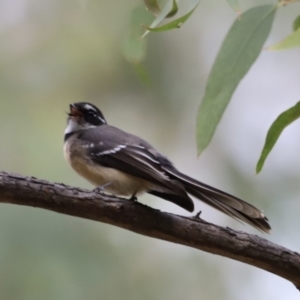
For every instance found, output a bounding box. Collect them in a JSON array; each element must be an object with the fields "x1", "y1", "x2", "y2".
[{"x1": 0, "y1": 171, "x2": 299, "y2": 289}]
